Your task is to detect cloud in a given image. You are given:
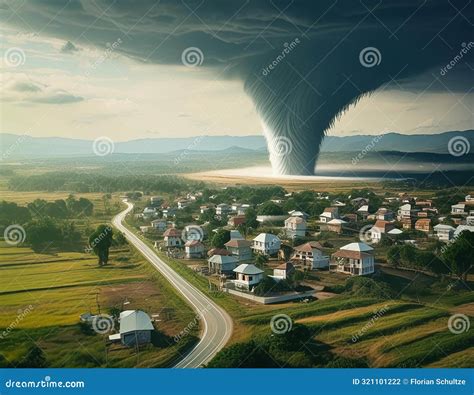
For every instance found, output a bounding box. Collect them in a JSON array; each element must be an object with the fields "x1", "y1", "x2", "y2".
[{"x1": 2, "y1": 74, "x2": 84, "y2": 105}]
